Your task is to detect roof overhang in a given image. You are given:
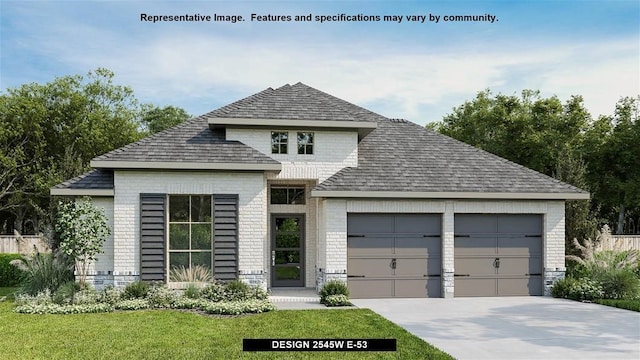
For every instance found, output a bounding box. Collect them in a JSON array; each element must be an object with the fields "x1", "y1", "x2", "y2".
[
  {"x1": 208, "y1": 117, "x2": 378, "y2": 138},
  {"x1": 310, "y1": 190, "x2": 590, "y2": 200},
  {"x1": 50, "y1": 188, "x2": 114, "y2": 196},
  {"x1": 90, "y1": 160, "x2": 282, "y2": 171}
]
